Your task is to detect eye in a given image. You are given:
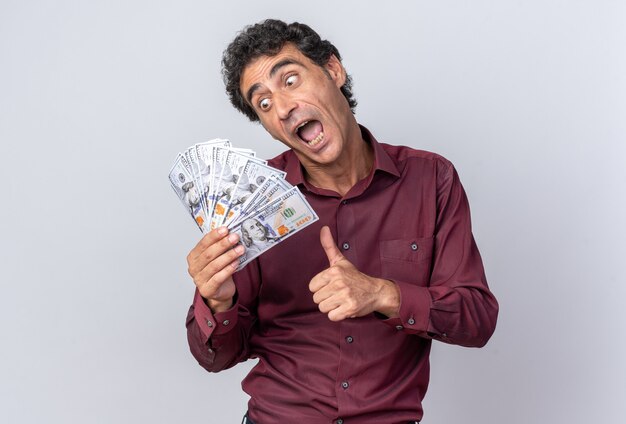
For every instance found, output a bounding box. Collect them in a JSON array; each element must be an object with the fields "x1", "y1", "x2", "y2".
[
  {"x1": 285, "y1": 74, "x2": 298, "y2": 87},
  {"x1": 258, "y1": 98, "x2": 271, "y2": 111}
]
